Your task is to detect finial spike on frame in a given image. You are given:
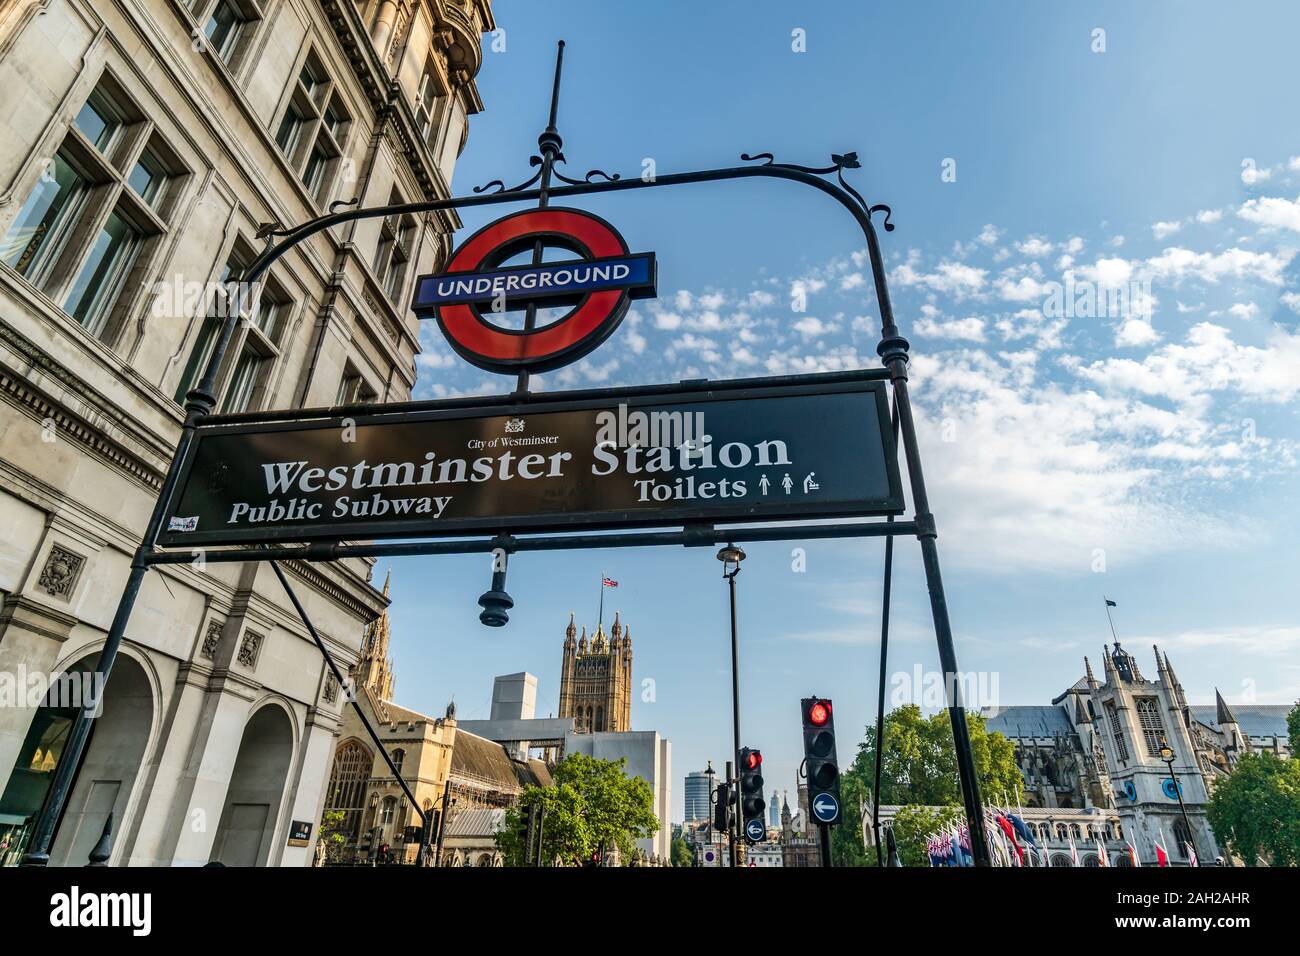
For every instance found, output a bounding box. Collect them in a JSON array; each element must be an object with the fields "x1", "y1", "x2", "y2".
[{"x1": 547, "y1": 40, "x2": 566, "y2": 133}]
